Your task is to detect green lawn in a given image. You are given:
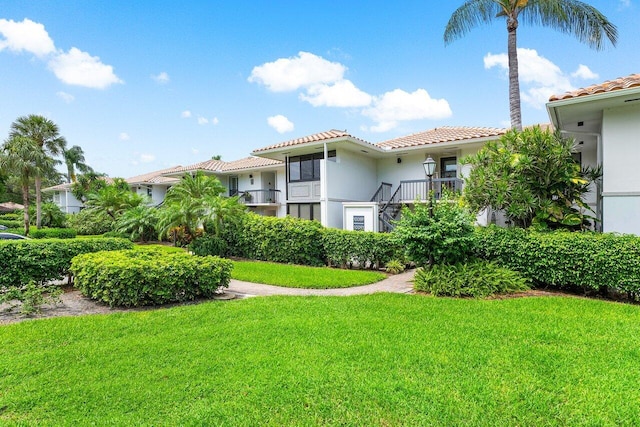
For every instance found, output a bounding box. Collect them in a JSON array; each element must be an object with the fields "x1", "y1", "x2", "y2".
[
  {"x1": 230, "y1": 260, "x2": 387, "y2": 288},
  {"x1": 1, "y1": 294, "x2": 639, "y2": 425}
]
